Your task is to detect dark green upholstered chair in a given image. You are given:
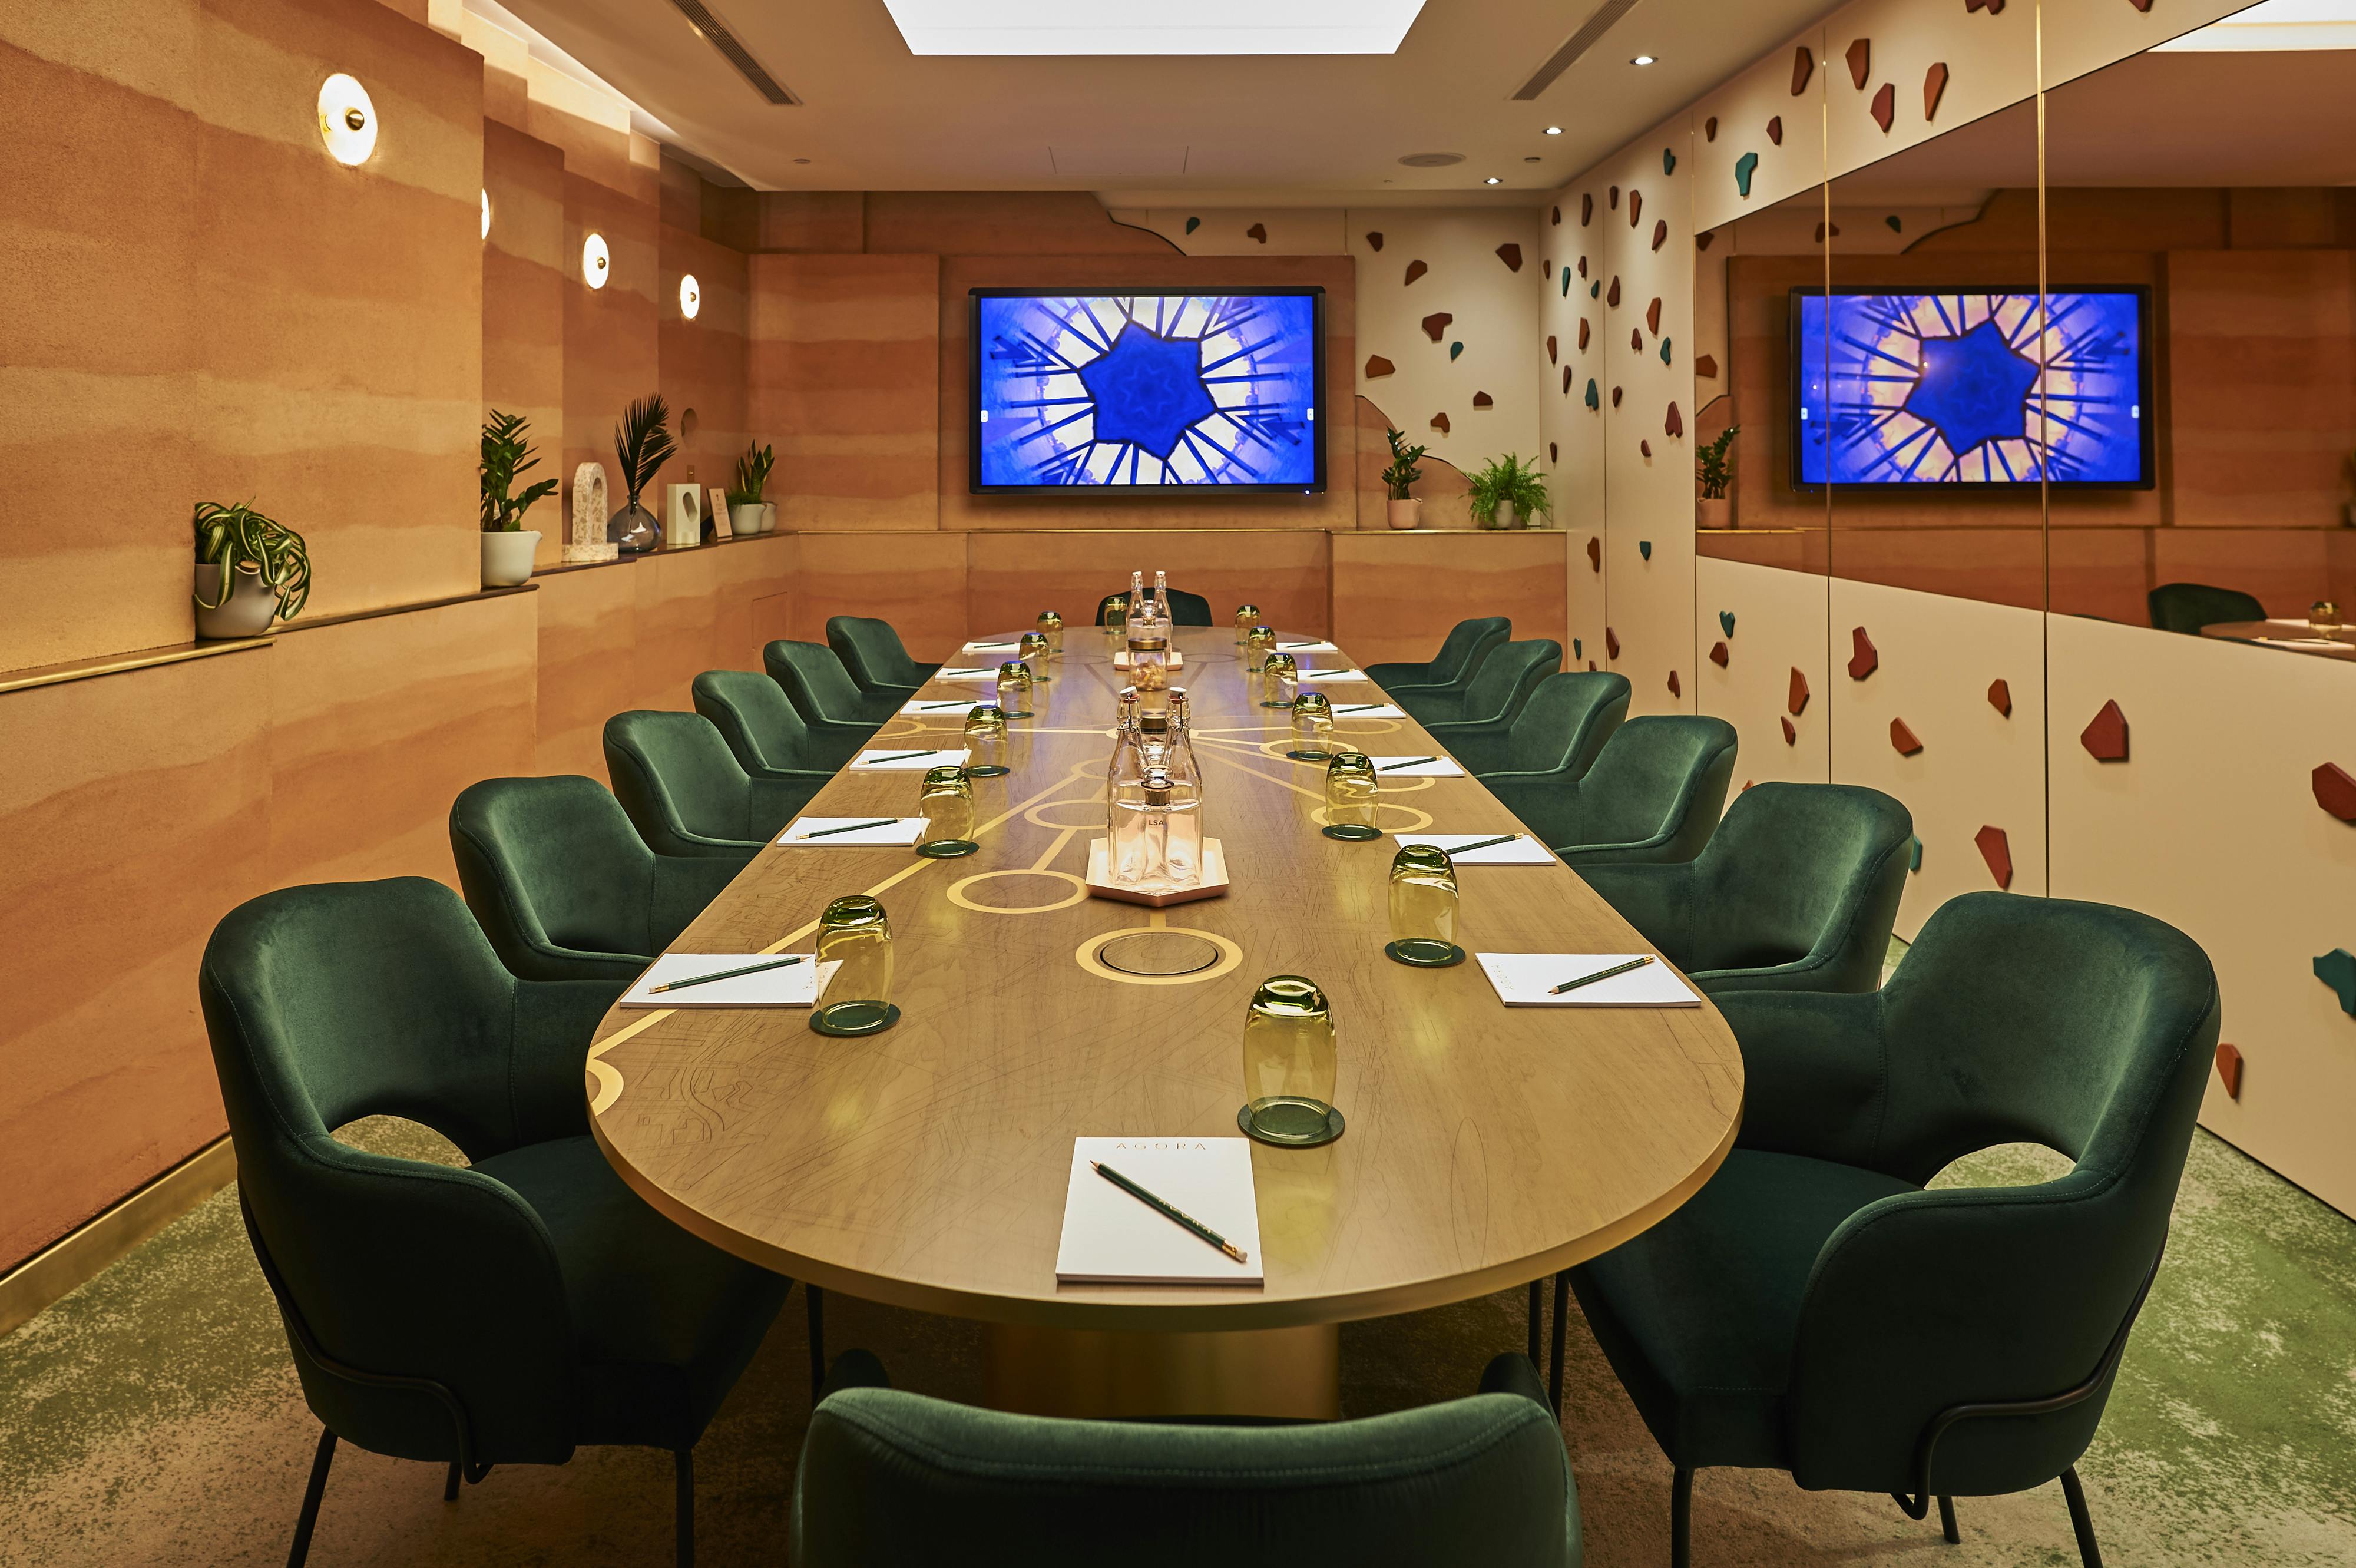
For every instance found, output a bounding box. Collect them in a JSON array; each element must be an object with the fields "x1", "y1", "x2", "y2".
[
  {"x1": 1095, "y1": 587, "x2": 1214, "y2": 626},
  {"x1": 1577, "y1": 782, "x2": 1910, "y2": 994},
  {"x1": 763, "y1": 639, "x2": 899, "y2": 734},
  {"x1": 1557, "y1": 893, "x2": 2218, "y2": 1568},
  {"x1": 692, "y1": 669, "x2": 857, "y2": 776},
  {"x1": 199, "y1": 878, "x2": 797, "y2": 1567},
  {"x1": 1445, "y1": 670, "x2": 1629, "y2": 780},
  {"x1": 603, "y1": 710, "x2": 814, "y2": 860},
  {"x1": 1400, "y1": 637, "x2": 1561, "y2": 730},
  {"x1": 825, "y1": 614, "x2": 939, "y2": 699},
  {"x1": 792, "y1": 1349, "x2": 1581, "y2": 1567},
  {"x1": 1489, "y1": 715, "x2": 1736, "y2": 866},
  {"x1": 2147, "y1": 581, "x2": 2265, "y2": 634},
  {"x1": 450, "y1": 775, "x2": 739, "y2": 985},
  {"x1": 1365, "y1": 615, "x2": 1510, "y2": 696}
]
